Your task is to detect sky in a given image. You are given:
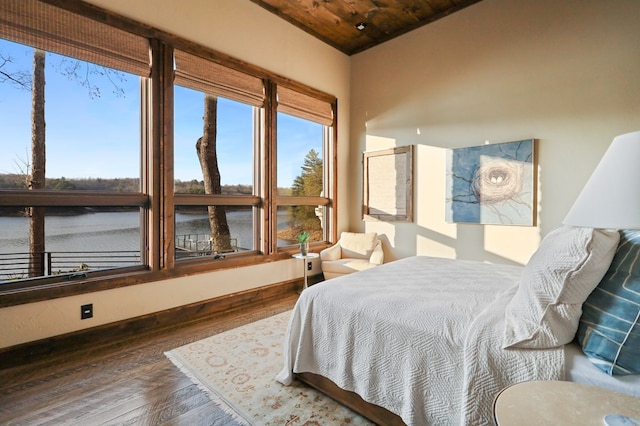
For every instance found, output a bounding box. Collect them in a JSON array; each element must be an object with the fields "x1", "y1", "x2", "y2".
[{"x1": 0, "y1": 38, "x2": 322, "y2": 187}]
